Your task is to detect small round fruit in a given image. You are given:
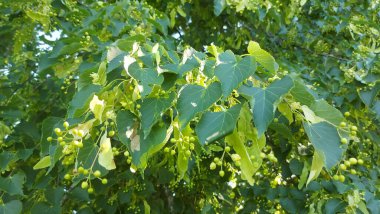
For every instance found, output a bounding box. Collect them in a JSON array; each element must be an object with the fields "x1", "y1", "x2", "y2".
[
  {"x1": 78, "y1": 167, "x2": 84, "y2": 174},
  {"x1": 60, "y1": 141, "x2": 66, "y2": 146},
  {"x1": 344, "y1": 112, "x2": 350, "y2": 117},
  {"x1": 64, "y1": 174, "x2": 71, "y2": 180},
  {"x1": 101, "y1": 178, "x2": 108, "y2": 184},
  {"x1": 349, "y1": 158, "x2": 357, "y2": 165},
  {"x1": 87, "y1": 187, "x2": 94, "y2": 194},
  {"x1": 340, "y1": 138, "x2": 348, "y2": 144},
  {"x1": 170, "y1": 138, "x2": 177, "y2": 143},
  {"x1": 74, "y1": 140, "x2": 83, "y2": 148},
  {"x1": 350, "y1": 169, "x2": 357, "y2": 175},
  {"x1": 83, "y1": 169, "x2": 89, "y2": 175},
  {"x1": 339, "y1": 164, "x2": 347, "y2": 171},
  {"x1": 163, "y1": 148, "x2": 170, "y2": 153},
  {"x1": 124, "y1": 150, "x2": 130, "y2": 156},
  {"x1": 78, "y1": 130, "x2": 84, "y2": 137},
  {"x1": 93, "y1": 170, "x2": 101, "y2": 178},
  {"x1": 219, "y1": 170, "x2": 225, "y2": 177},
  {"x1": 339, "y1": 122, "x2": 346, "y2": 127},
  {"x1": 170, "y1": 149, "x2": 176, "y2": 155},
  {"x1": 210, "y1": 162, "x2": 216, "y2": 170},
  {"x1": 350, "y1": 126, "x2": 358, "y2": 131},
  {"x1": 358, "y1": 159, "x2": 364, "y2": 165},
  {"x1": 58, "y1": 137, "x2": 63, "y2": 142},
  {"x1": 54, "y1": 128, "x2": 61, "y2": 134},
  {"x1": 63, "y1": 121, "x2": 69, "y2": 129},
  {"x1": 185, "y1": 150, "x2": 191, "y2": 157},
  {"x1": 344, "y1": 161, "x2": 351, "y2": 167},
  {"x1": 81, "y1": 181, "x2": 89, "y2": 189},
  {"x1": 350, "y1": 131, "x2": 357, "y2": 136},
  {"x1": 225, "y1": 146, "x2": 231, "y2": 152},
  {"x1": 189, "y1": 137, "x2": 195, "y2": 142},
  {"x1": 214, "y1": 157, "x2": 220, "y2": 162},
  {"x1": 217, "y1": 160, "x2": 222, "y2": 166},
  {"x1": 274, "y1": 118, "x2": 279, "y2": 123},
  {"x1": 108, "y1": 131, "x2": 115, "y2": 137},
  {"x1": 333, "y1": 175, "x2": 339, "y2": 181},
  {"x1": 338, "y1": 175, "x2": 345, "y2": 182},
  {"x1": 47, "y1": 137, "x2": 53, "y2": 142}
]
